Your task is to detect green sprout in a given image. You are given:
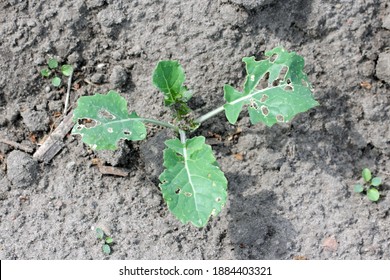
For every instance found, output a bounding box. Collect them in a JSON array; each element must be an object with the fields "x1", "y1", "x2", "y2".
[
  {"x1": 40, "y1": 58, "x2": 73, "y2": 88},
  {"x1": 95, "y1": 228, "x2": 113, "y2": 255},
  {"x1": 354, "y1": 168, "x2": 382, "y2": 202},
  {"x1": 48, "y1": 58, "x2": 58, "y2": 69}
]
